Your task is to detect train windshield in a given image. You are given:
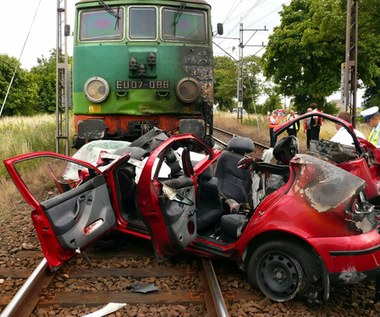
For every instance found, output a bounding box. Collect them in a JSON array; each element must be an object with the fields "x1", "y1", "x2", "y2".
[
  {"x1": 162, "y1": 8, "x2": 207, "y2": 43},
  {"x1": 79, "y1": 8, "x2": 124, "y2": 41},
  {"x1": 129, "y1": 7, "x2": 157, "y2": 39}
]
